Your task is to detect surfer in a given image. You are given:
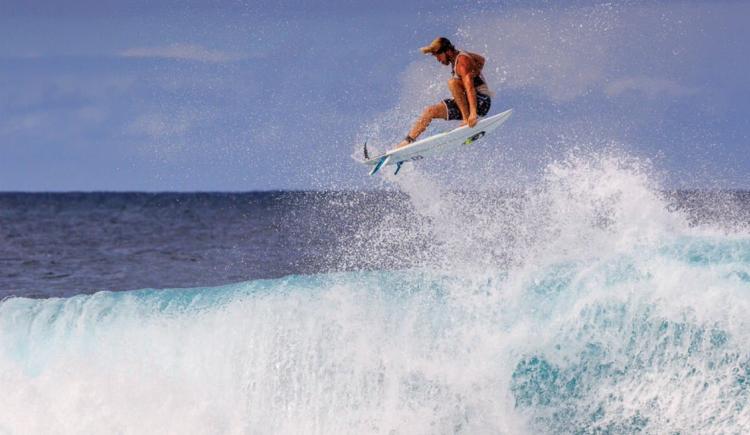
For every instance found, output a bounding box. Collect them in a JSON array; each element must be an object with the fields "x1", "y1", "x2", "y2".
[{"x1": 395, "y1": 37, "x2": 493, "y2": 149}]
